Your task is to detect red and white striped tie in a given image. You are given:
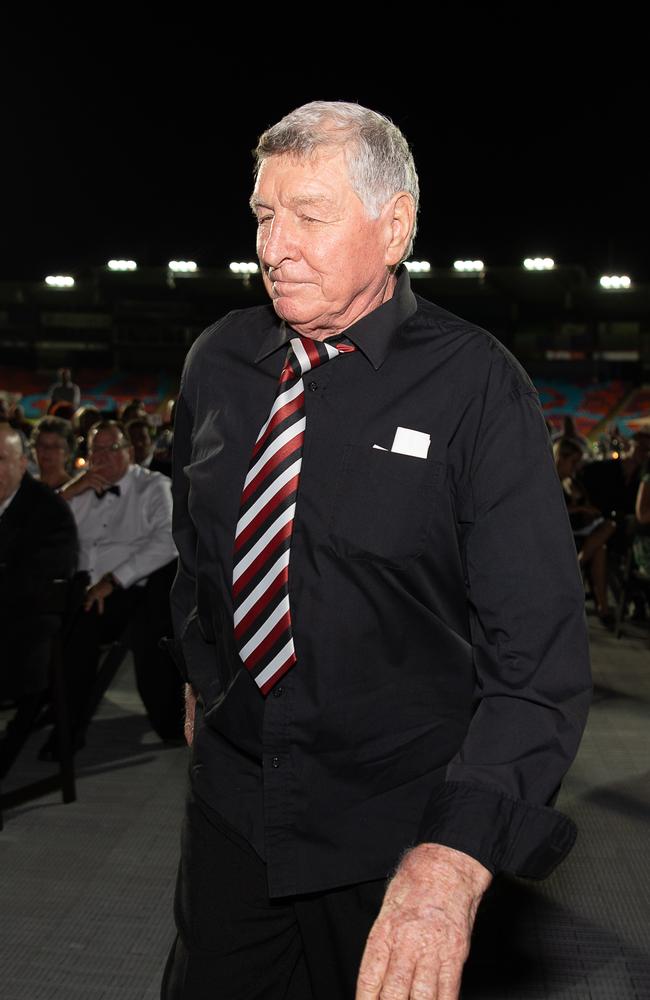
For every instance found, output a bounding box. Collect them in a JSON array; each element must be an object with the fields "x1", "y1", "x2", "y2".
[{"x1": 232, "y1": 334, "x2": 356, "y2": 695}]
